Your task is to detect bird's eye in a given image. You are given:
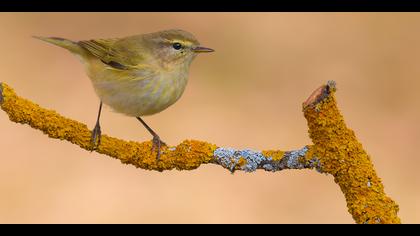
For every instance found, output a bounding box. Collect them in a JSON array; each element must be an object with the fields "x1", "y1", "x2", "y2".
[{"x1": 172, "y1": 42, "x2": 182, "y2": 50}]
